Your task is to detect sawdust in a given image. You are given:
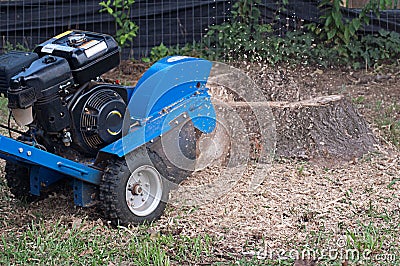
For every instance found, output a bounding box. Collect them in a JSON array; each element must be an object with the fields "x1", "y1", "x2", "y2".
[{"x1": 161, "y1": 152, "x2": 400, "y2": 254}]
